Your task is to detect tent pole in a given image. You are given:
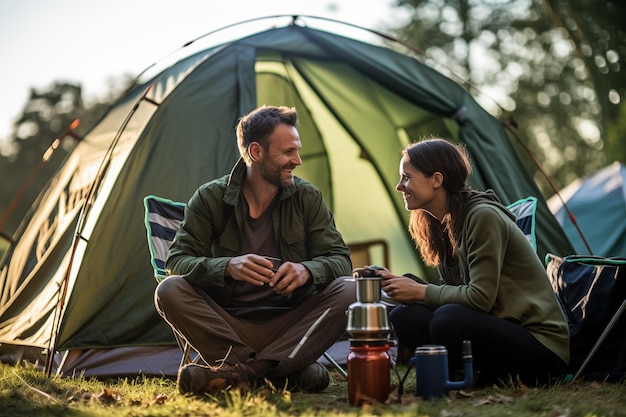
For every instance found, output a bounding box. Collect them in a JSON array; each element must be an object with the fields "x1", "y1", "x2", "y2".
[{"x1": 44, "y1": 235, "x2": 80, "y2": 377}]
